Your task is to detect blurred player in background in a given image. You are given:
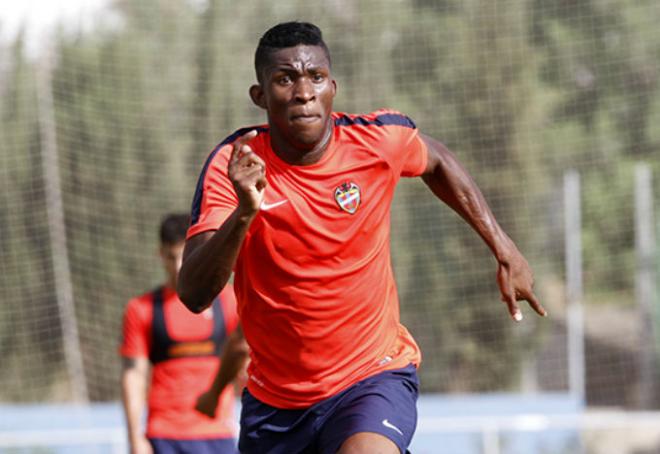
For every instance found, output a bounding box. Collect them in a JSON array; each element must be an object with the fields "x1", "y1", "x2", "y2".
[
  {"x1": 177, "y1": 22, "x2": 547, "y2": 454},
  {"x1": 119, "y1": 213, "x2": 247, "y2": 454}
]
